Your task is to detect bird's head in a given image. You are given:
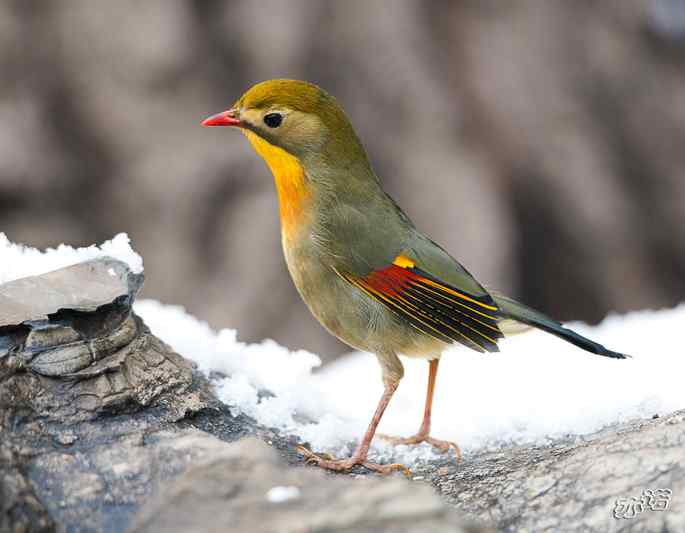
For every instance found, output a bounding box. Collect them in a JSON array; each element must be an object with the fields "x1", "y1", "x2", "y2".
[{"x1": 202, "y1": 79, "x2": 369, "y2": 168}]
